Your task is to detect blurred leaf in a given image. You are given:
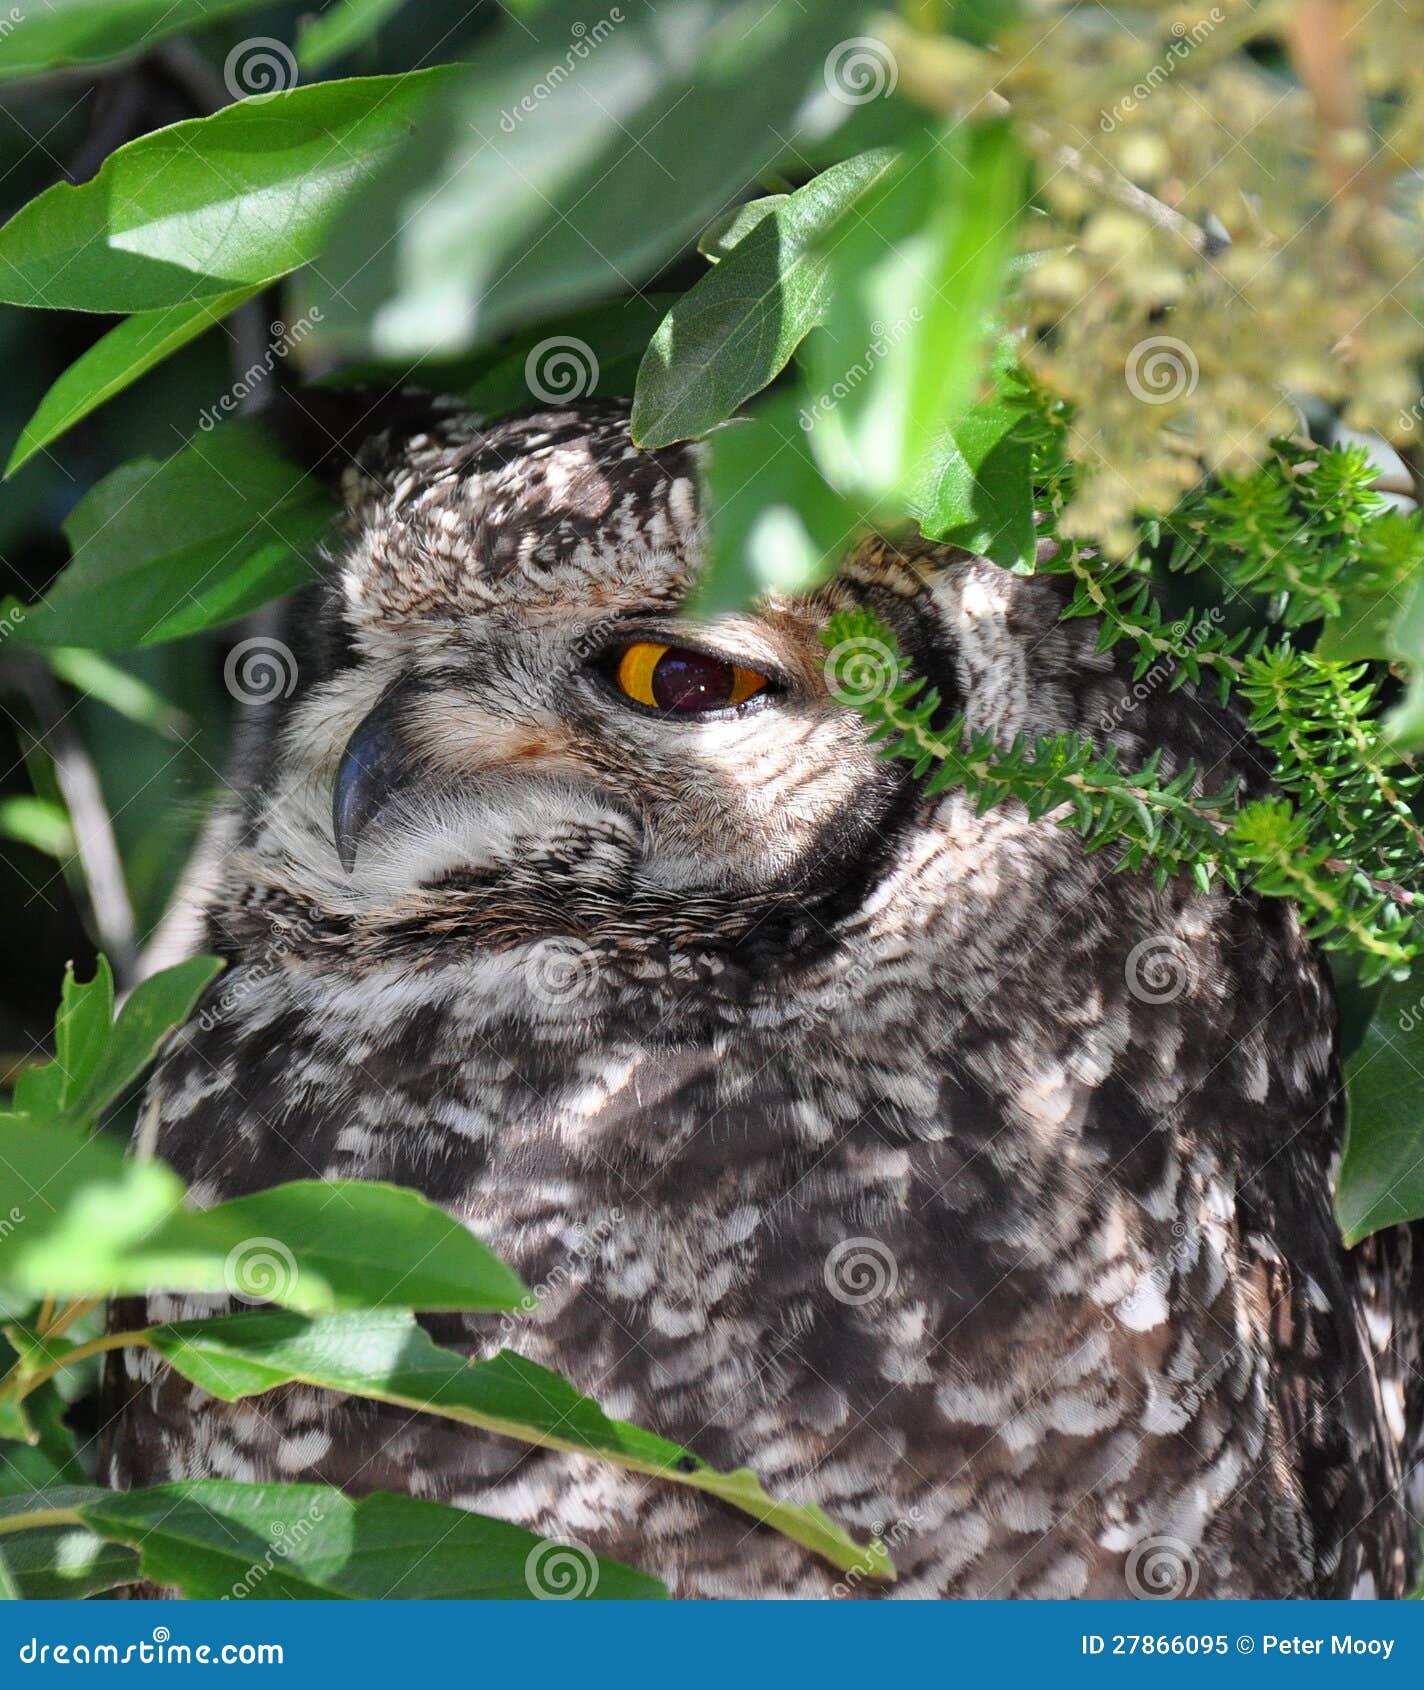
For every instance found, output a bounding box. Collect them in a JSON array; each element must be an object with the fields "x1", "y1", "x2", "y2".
[
  {"x1": 0, "y1": 71, "x2": 452, "y2": 312},
  {"x1": 1338, "y1": 975, "x2": 1424, "y2": 1242},
  {"x1": 80, "y1": 1480, "x2": 663, "y2": 1598},
  {"x1": 909, "y1": 398, "x2": 1035, "y2": 570},
  {"x1": 5, "y1": 290, "x2": 257, "y2": 476},
  {"x1": 15, "y1": 421, "x2": 333, "y2": 650},
  {"x1": 0, "y1": 0, "x2": 274, "y2": 82},
  {"x1": 632, "y1": 151, "x2": 898, "y2": 449},
  {"x1": 151, "y1": 1307, "x2": 893, "y2": 1578},
  {"x1": 1382, "y1": 574, "x2": 1424, "y2": 749},
  {"x1": 699, "y1": 394, "x2": 865, "y2": 614},
  {"x1": 309, "y1": 0, "x2": 859, "y2": 357},
  {"x1": 801, "y1": 120, "x2": 1028, "y2": 508},
  {"x1": 0, "y1": 1487, "x2": 138, "y2": 1599},
  {"x1": 0, "y1": 797, "x2": 72, "y2": 860},
  {"x1": 42, "y1": 649, "x2": 190, "y2": 738},
  {"x1": 298, "y1": 0, "x2": 409, "y2": 69},
  {"x1": 0, "y1": 1122, "x2": 528, "y2": 1312}
]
